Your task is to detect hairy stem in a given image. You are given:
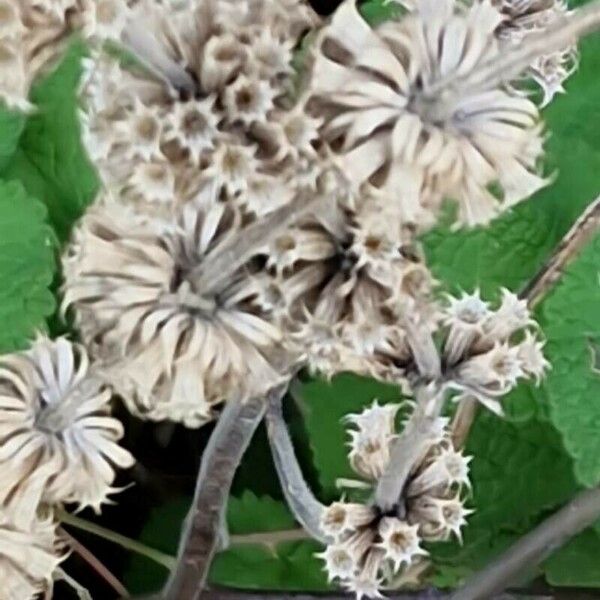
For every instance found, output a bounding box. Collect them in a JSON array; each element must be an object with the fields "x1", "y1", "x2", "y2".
[
  {"x1": 374, "y1": 385, "x2": 446, "y2": 512},
  {"x1": 266, "y1": 394, "x2": 329, "y2": 544},
  {"x1": 190, "y1": 195, "x2": 324, "y2": 297},
  {"x1": 163, "y1": 389, "x2": 284, "y2": 600},
  {"x1": 451, "y1": 486, "x2": 600, "y2": 600},
  {"x1": 451, "y1": 195, "x2": 600, "y2": 447},
  {"x1": 424, "y1": 0, "x2": 600, "y2": 102},
  {"x1": 59, "y1": 528, "x2": 130, "y2": 598},
  {"x1": 58, "y1": 510, "x2": 176, "y2": 570}
]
